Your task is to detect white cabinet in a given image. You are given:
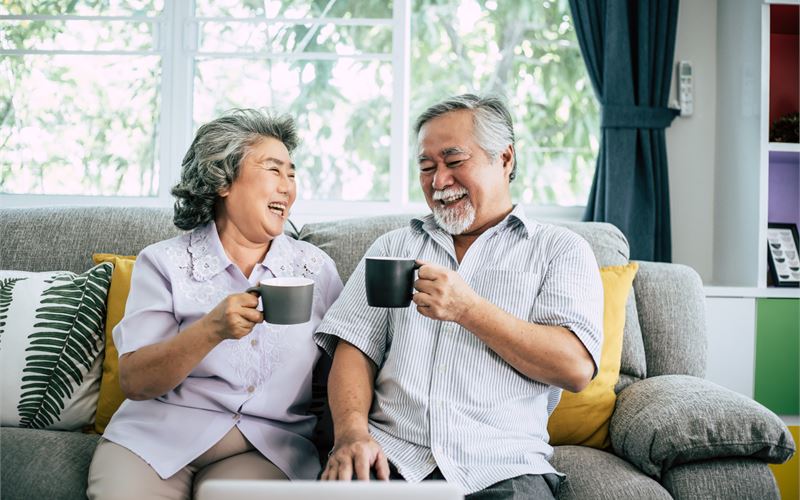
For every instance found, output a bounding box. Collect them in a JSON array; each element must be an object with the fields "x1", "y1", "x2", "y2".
[{"x1": 704, "y1": 296, "x2": 756, "y2": 397}]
